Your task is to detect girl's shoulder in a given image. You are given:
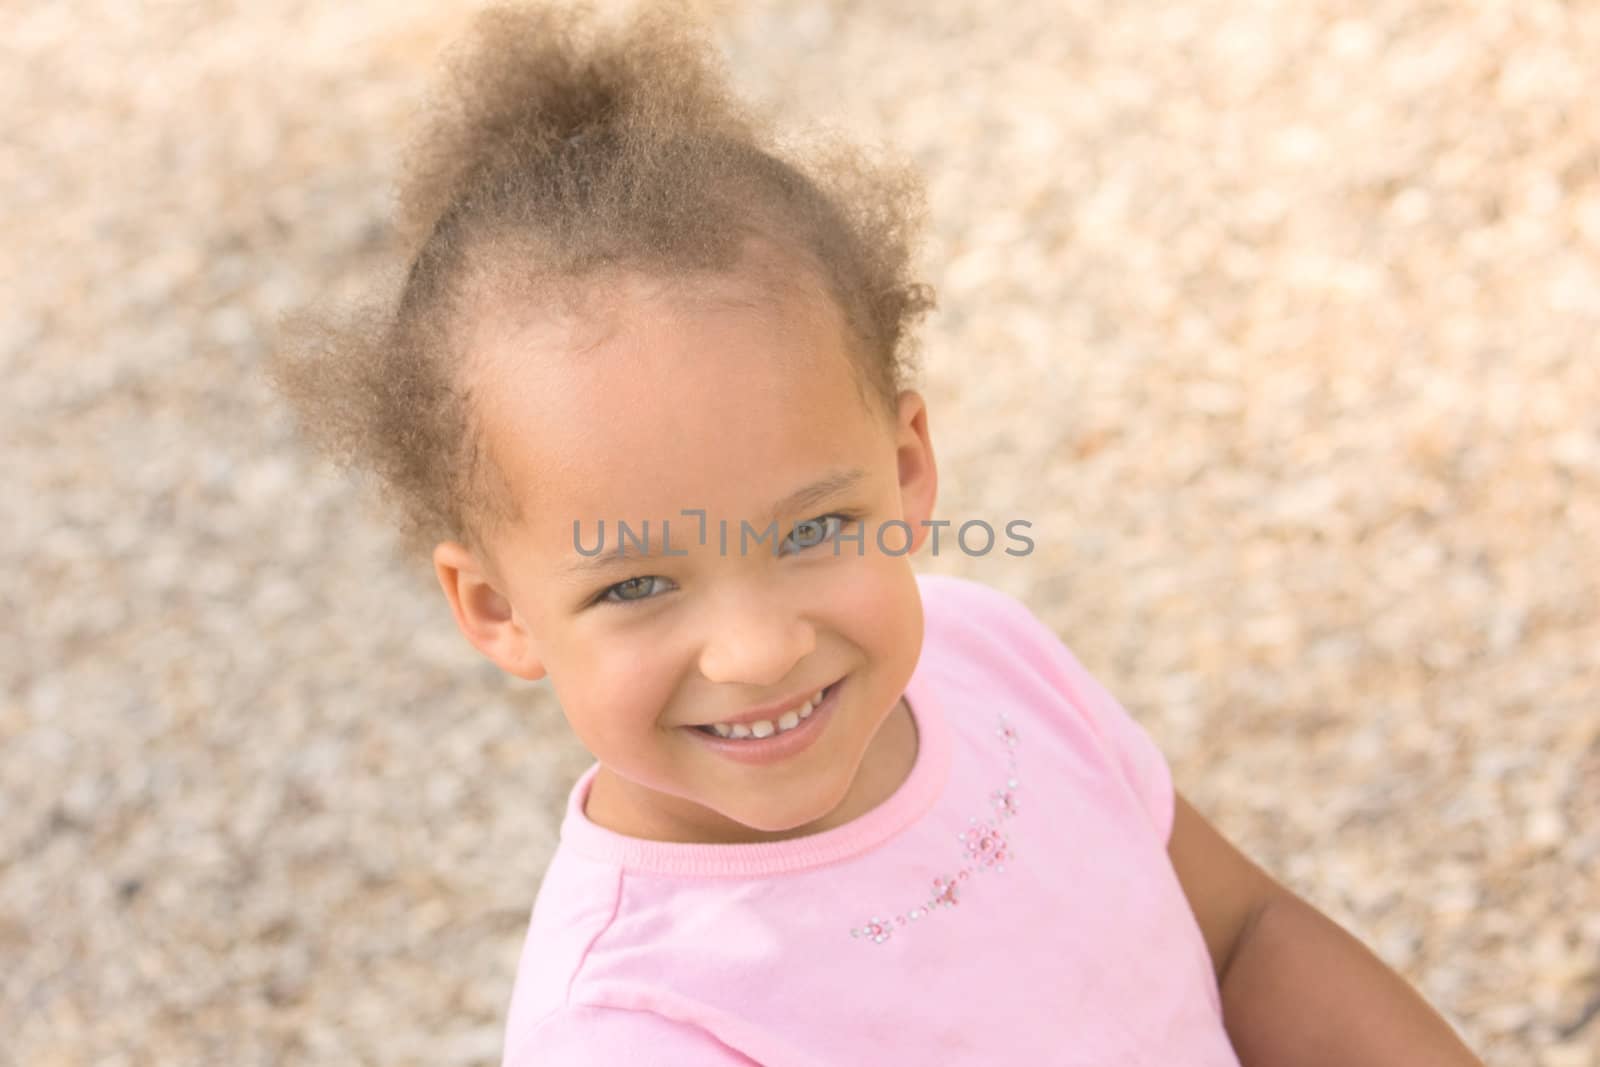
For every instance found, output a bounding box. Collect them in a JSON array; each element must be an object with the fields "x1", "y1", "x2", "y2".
[
  {"x1": 915, "y1": 570, "x2": 1175, "y2": 844},
  {"x1": 914, "y1": 571, "x2": 1057, "y2": 651},
  {"x1": 914, "y1": 570, "x2": 1025, "y2": 612}
]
